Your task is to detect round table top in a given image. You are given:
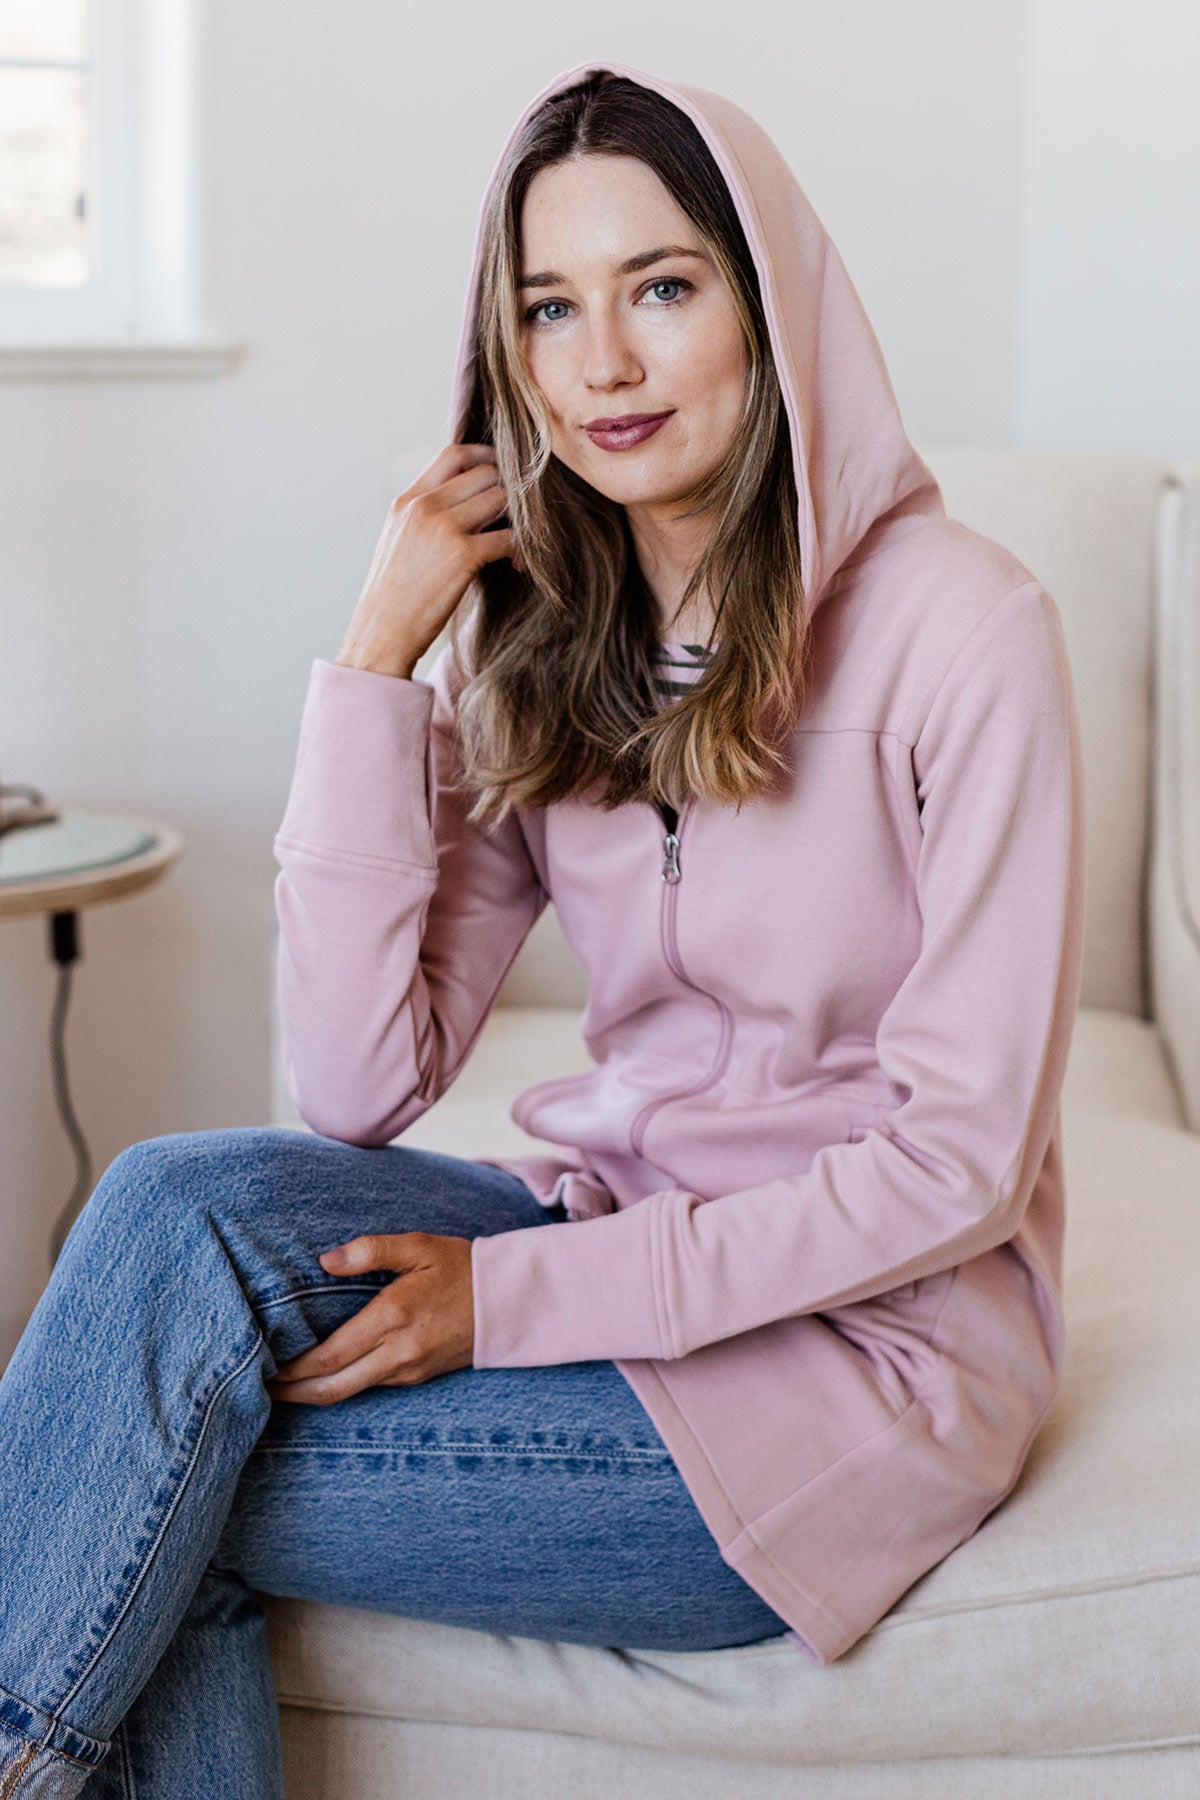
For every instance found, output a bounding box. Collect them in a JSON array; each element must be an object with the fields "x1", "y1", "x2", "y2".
[{"x1": 0, "y1": 806, "x2": 186, "y2": 919}]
